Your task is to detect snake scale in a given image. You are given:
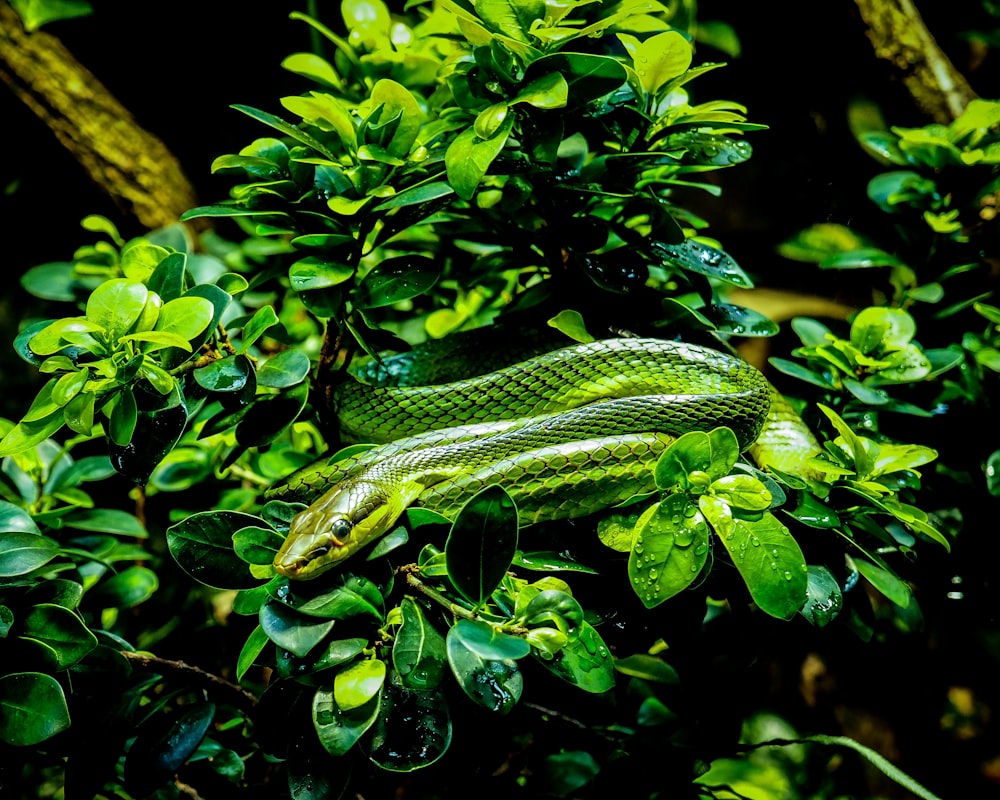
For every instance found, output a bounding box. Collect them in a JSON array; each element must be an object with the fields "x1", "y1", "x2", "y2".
[{"x1": 270, "y1": 335, "x2": 819, "y2": 579}]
